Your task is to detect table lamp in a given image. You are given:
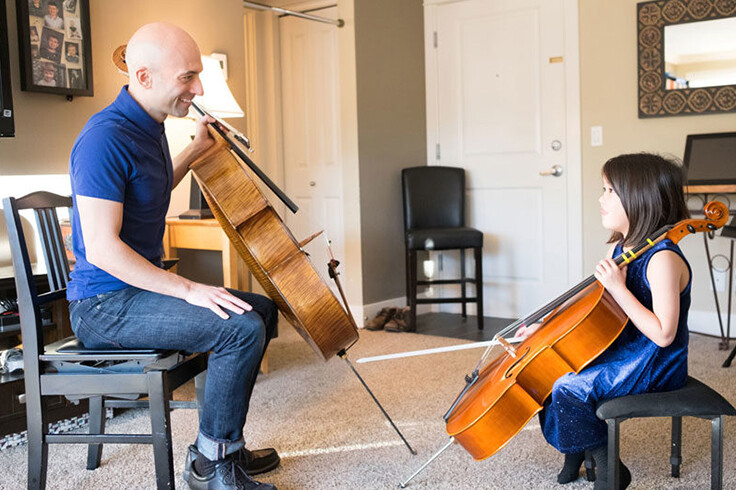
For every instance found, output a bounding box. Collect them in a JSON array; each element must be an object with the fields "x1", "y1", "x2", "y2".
[{"x1": 178, "y1": 55, "x2": 244, "y2": 219}]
